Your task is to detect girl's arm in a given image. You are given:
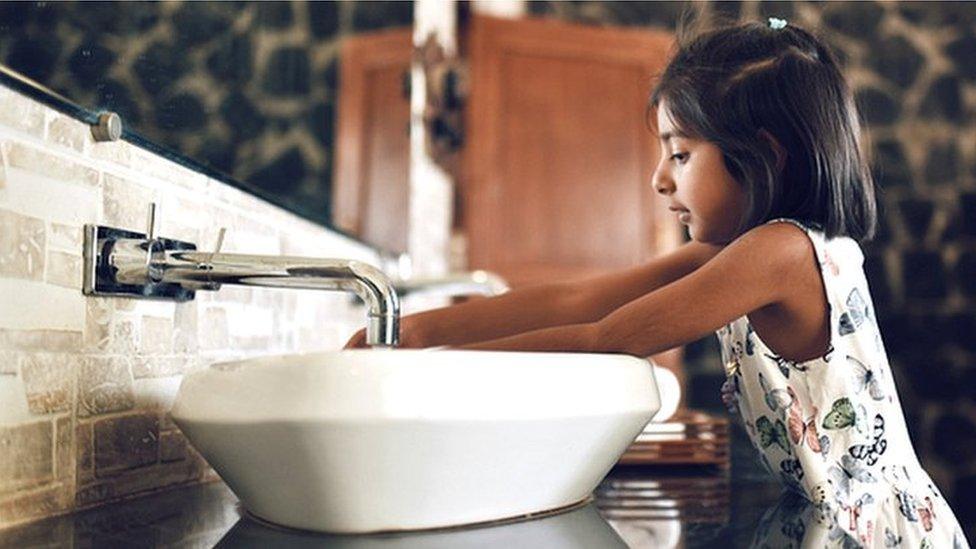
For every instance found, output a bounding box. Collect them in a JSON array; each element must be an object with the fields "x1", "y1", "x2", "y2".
[
  {"x1": 347, "y1": 239, "x2": 721, "y2": 348},
  {"x1": 456, "y1": 223, "x2": 810, "y2": 355}
]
